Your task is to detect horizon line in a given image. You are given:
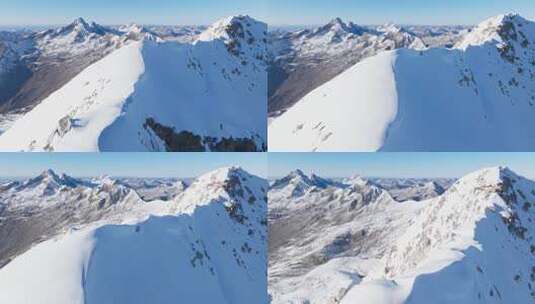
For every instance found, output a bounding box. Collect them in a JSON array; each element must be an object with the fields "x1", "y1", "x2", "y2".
[
  {"x1": 3, "y1": 12, "x2": 532, "y2": 28},
  {"x1": 0, "y1": 21, "x2": 478, "y2": 28}
]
